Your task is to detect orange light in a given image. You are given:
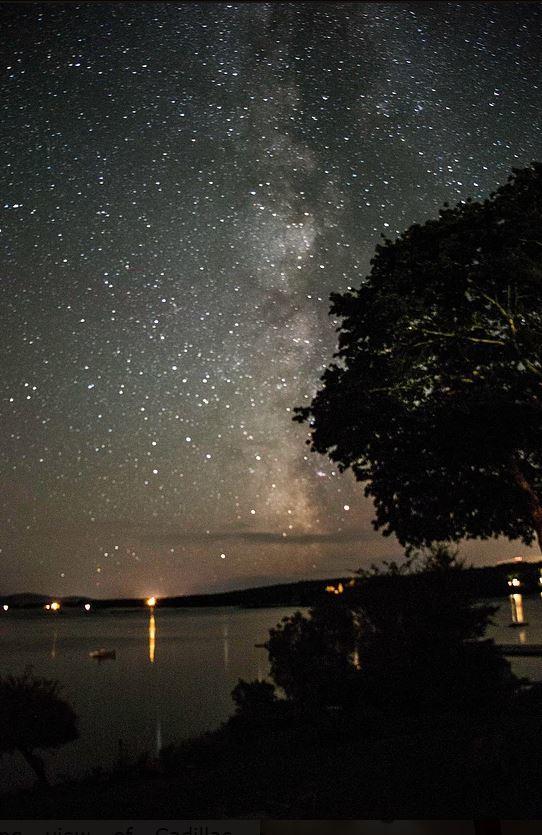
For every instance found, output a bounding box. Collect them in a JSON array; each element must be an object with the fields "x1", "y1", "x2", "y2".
[
  {"x1": 50, "y1": 601, "x2": 61, "y2": 611},
  {"x1": 146, "y1": 596, "x2": 157, "y2": 608}
]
